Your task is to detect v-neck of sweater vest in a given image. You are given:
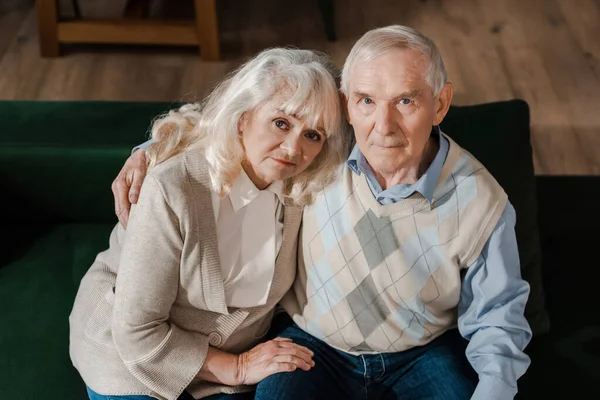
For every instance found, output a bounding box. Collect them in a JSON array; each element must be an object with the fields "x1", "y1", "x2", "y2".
[{"x1": 352, "y1": 133, "x2": 461, "y2": 219}]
